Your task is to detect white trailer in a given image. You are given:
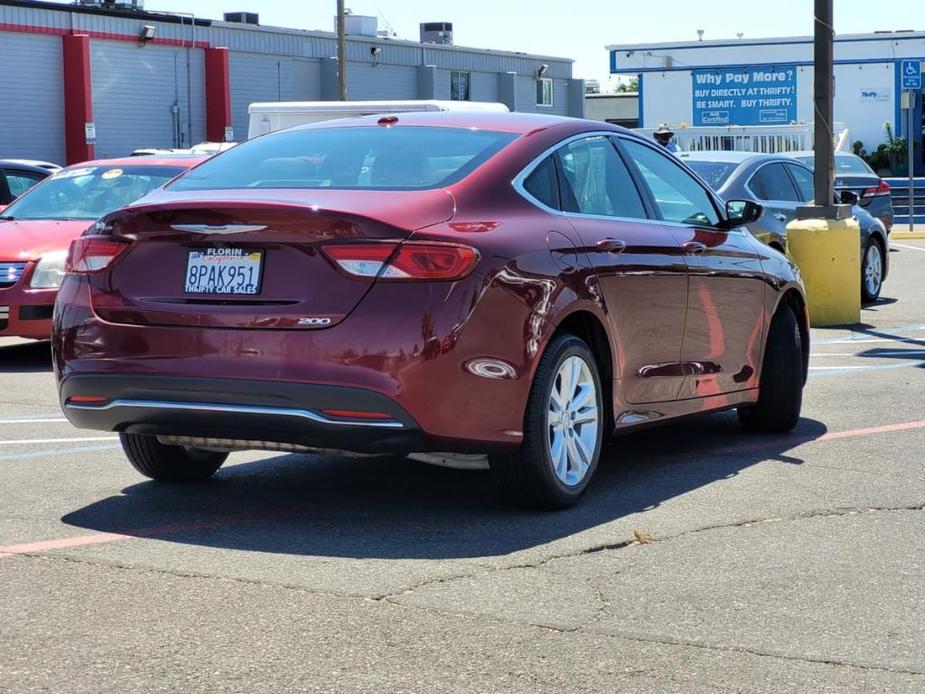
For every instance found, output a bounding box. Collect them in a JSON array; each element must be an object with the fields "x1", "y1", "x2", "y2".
[{"x1": 247, "y1": 100, "x2": 509, "y2": 139}]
